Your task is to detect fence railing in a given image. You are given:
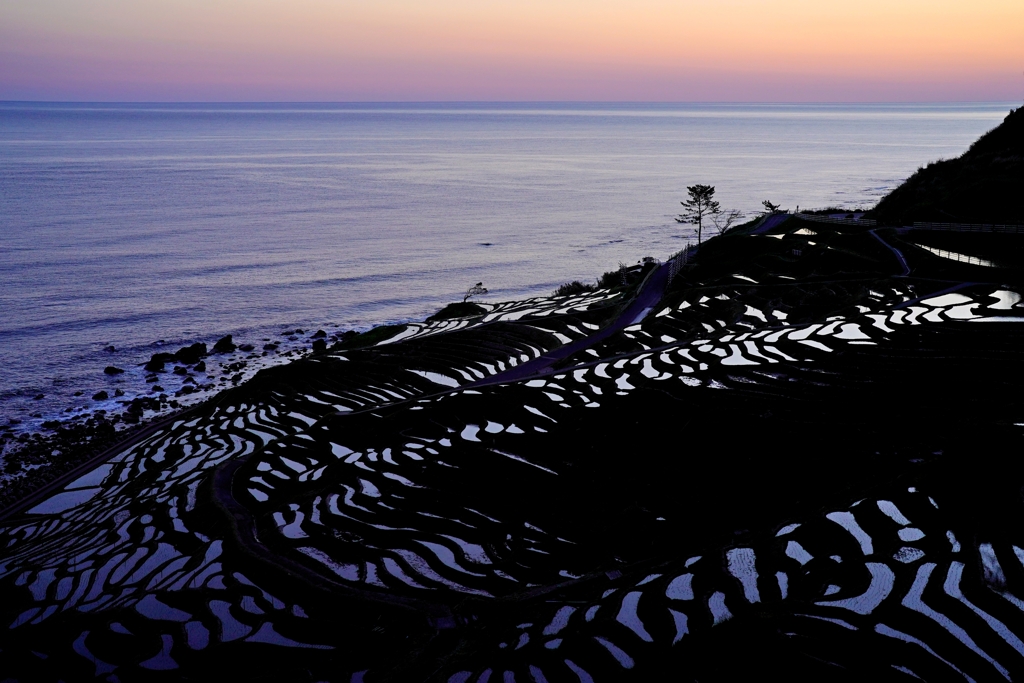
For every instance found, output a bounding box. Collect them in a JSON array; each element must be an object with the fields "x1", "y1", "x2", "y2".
[
  {"x1": 909, "y1": 243, "x2": 998, "y2": 268},
  {"x1": 668, "y1": 245, "x2": 696, "y2": 284},
  {"x1": 906, "y1": 221, "x2": 1024, "y2": 234},
  {"x1": 795, "y1": 214, "x2": 877, "y2": 227}
]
